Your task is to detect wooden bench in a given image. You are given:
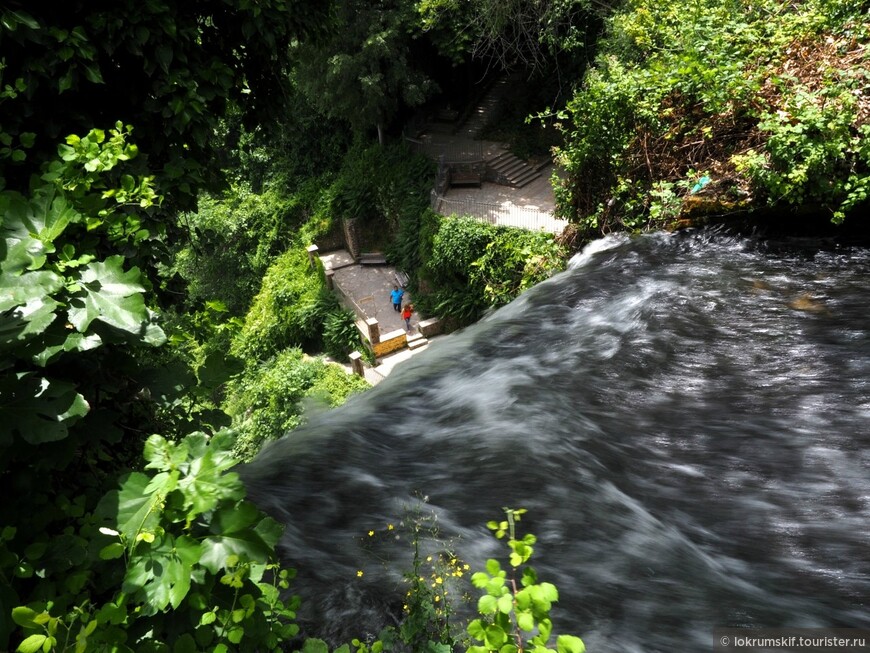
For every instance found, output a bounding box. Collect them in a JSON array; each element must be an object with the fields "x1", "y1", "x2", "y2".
[
  {"x1": 449, "y1": 168, "x2": 482, "y2": 188},
  {"x1": 359, "y1": 252, "x2": 387, "y2": 265}
]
